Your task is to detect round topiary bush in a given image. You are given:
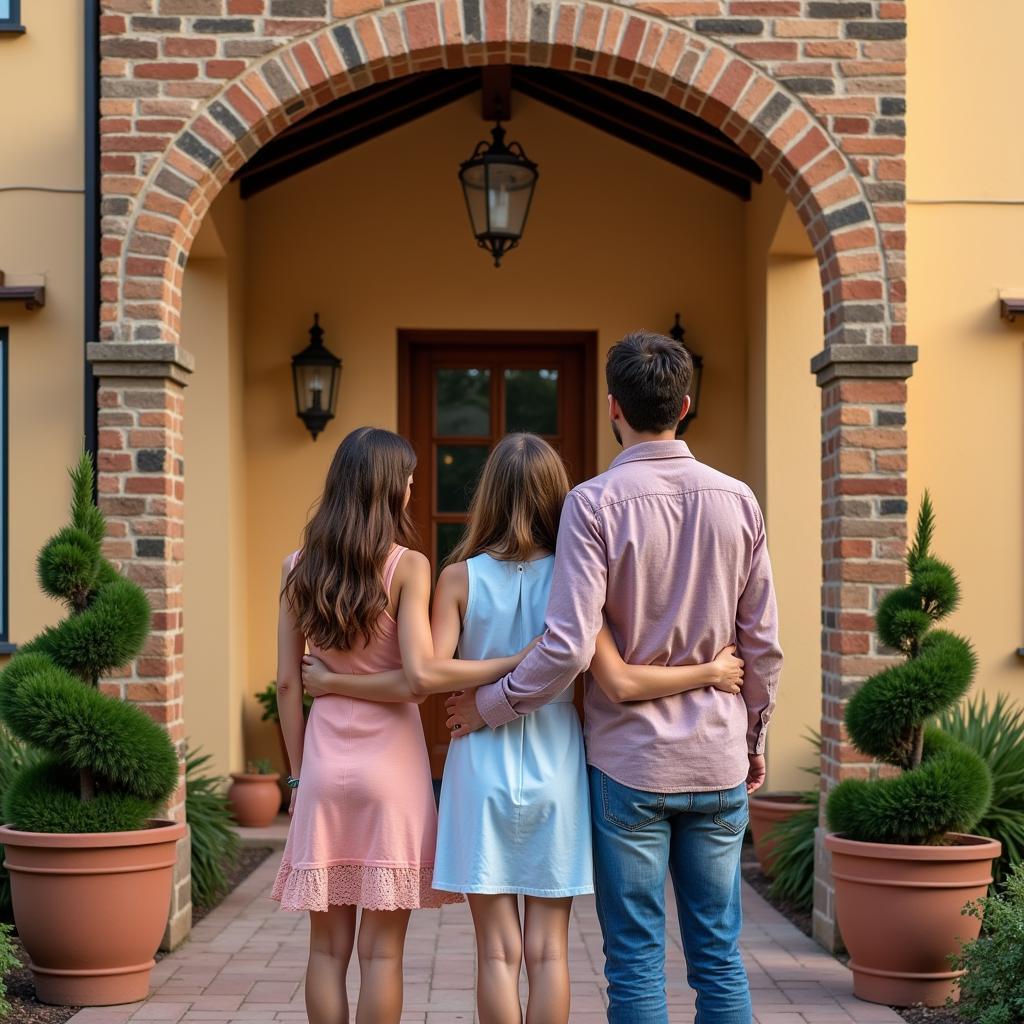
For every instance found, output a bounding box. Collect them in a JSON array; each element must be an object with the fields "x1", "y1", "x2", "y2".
[
  {"x1": 0, "y1": 454, "x2": 179, "y2": 833},
  {"x1": 826, "y1": 493, "x2": 992, "y2": 846}
]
